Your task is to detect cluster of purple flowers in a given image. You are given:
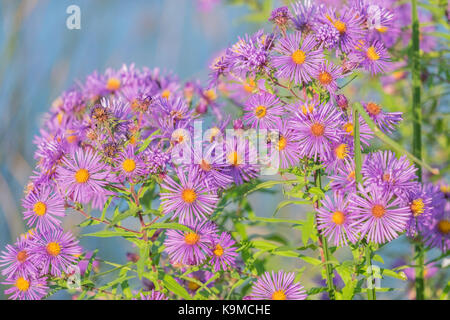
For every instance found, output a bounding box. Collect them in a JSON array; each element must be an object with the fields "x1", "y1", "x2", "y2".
[{"x1": 164, "y1": 220, "x2": 238, "y2": 272}]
